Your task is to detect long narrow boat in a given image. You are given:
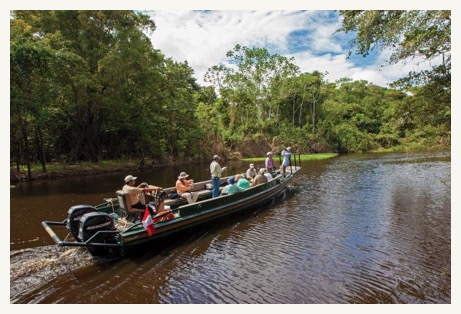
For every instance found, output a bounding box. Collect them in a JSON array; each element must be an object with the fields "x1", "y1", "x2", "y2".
[{"x1": 42, "y1": 155, "x2": 301, "y2": 257}]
